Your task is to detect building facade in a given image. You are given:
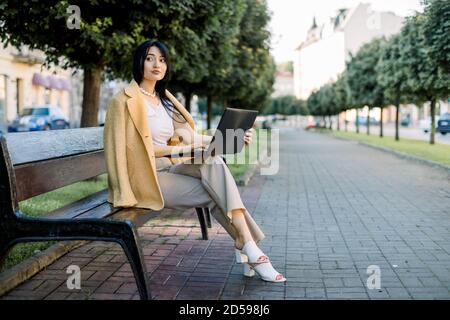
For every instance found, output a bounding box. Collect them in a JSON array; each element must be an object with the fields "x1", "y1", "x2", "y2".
[
  {"x1": 294, "y1": 3, "x2": 404, "y2": 100},
  {"x1": 292, "y1": 3, "x2": 450, "y2": 125},
  {"x1": 272, "y1": 70, "x2": 294, "y2": 98},
  {"x1": 0, "y1": 44, "x2": 76, "y2": 132}
]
